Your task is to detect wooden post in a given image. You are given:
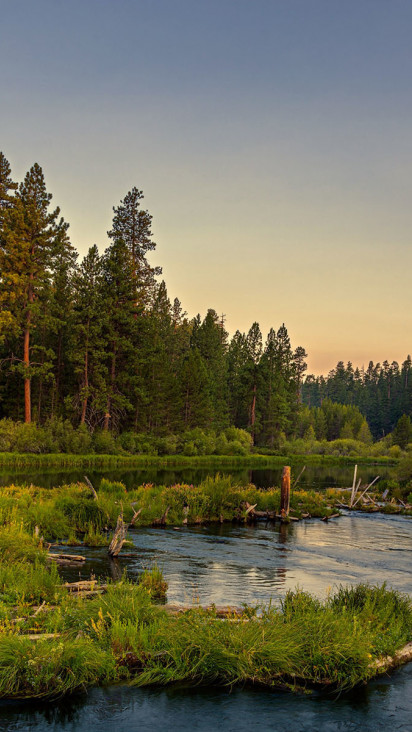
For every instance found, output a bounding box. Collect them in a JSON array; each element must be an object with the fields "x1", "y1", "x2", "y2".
[
  {"x1": 280, "y1": 466, "x2": 291, "y2": 517},
  {"x1": 350, "y1": 464, "x2": 358, "y2": 507}
]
